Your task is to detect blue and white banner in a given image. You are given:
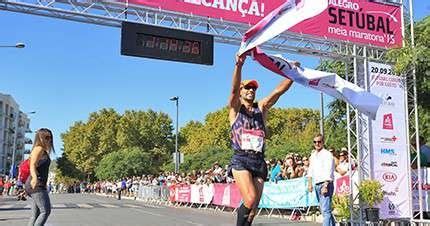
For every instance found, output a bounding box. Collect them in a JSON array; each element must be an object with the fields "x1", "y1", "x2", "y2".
[{"x1": 259, "y1": 177, "x2": 318, "y2": 208}]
